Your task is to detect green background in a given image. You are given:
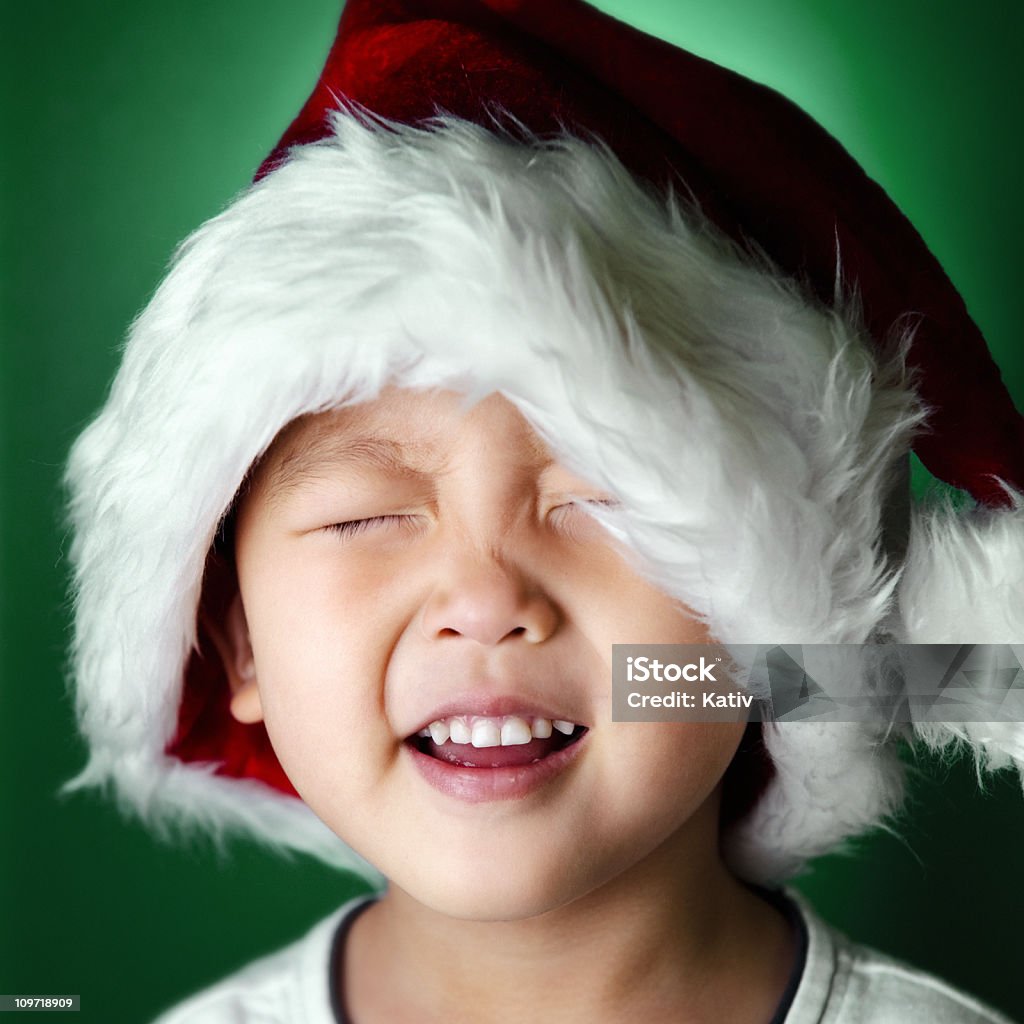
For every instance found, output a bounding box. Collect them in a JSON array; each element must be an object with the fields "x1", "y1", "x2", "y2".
[{"x1": 3, "y1": 1, "x2": 1023, "y2": 1021}]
